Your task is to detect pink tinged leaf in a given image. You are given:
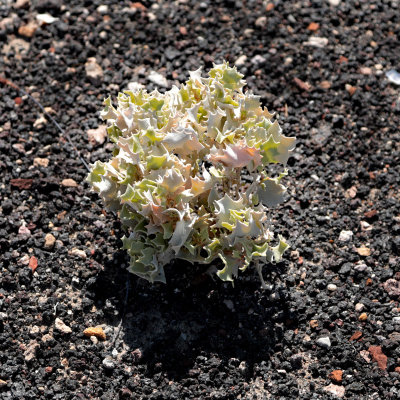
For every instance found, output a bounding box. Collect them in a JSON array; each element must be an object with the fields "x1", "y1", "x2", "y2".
[{"x1": 210, "y1": 144, "x2": 261, "y2": 169}]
